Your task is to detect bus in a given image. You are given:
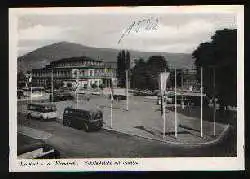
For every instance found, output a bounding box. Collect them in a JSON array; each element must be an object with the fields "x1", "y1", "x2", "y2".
[
  {"x1": 23, "y1": 87, "x2": 45, "y2": 98},
  {"x1": 27, "y1": 103, "x2": 57, "y2": 121}
]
